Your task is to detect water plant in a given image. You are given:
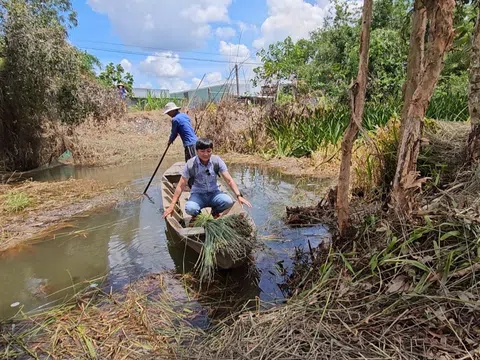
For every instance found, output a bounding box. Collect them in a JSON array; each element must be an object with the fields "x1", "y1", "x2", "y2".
[{"x1": 193, "y1": 213, "x2": 256, "y2": 283}]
